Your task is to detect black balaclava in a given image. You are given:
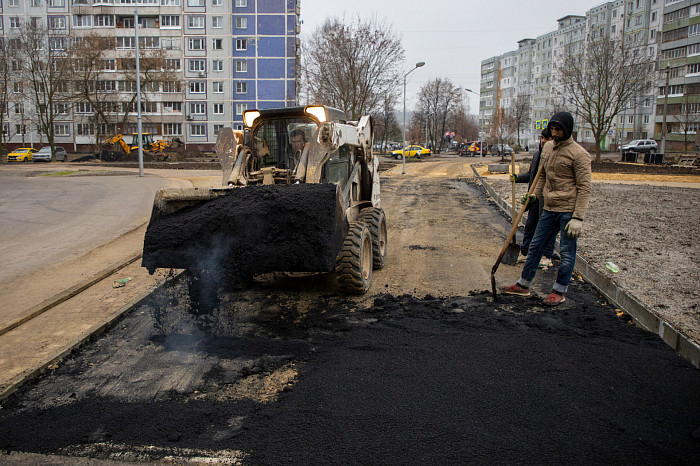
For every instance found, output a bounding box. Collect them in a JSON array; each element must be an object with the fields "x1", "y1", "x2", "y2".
[{"x1": 547, "y1": 112, "x2": 574, "y2": 140}]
